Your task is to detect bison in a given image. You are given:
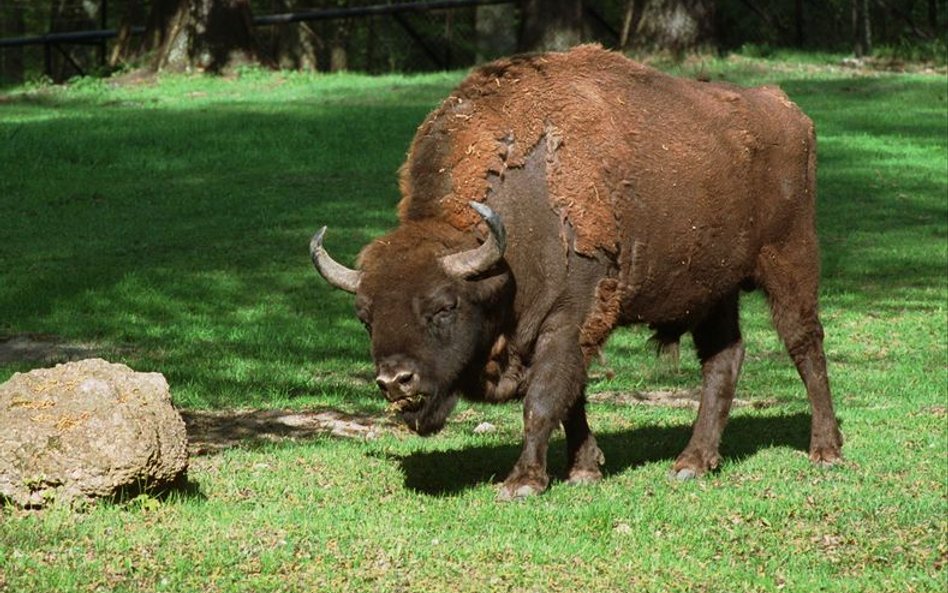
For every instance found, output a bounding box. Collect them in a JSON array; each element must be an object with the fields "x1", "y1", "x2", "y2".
[{"x1": 311, "y1": 45, "x2": 843, "y2": 499}]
